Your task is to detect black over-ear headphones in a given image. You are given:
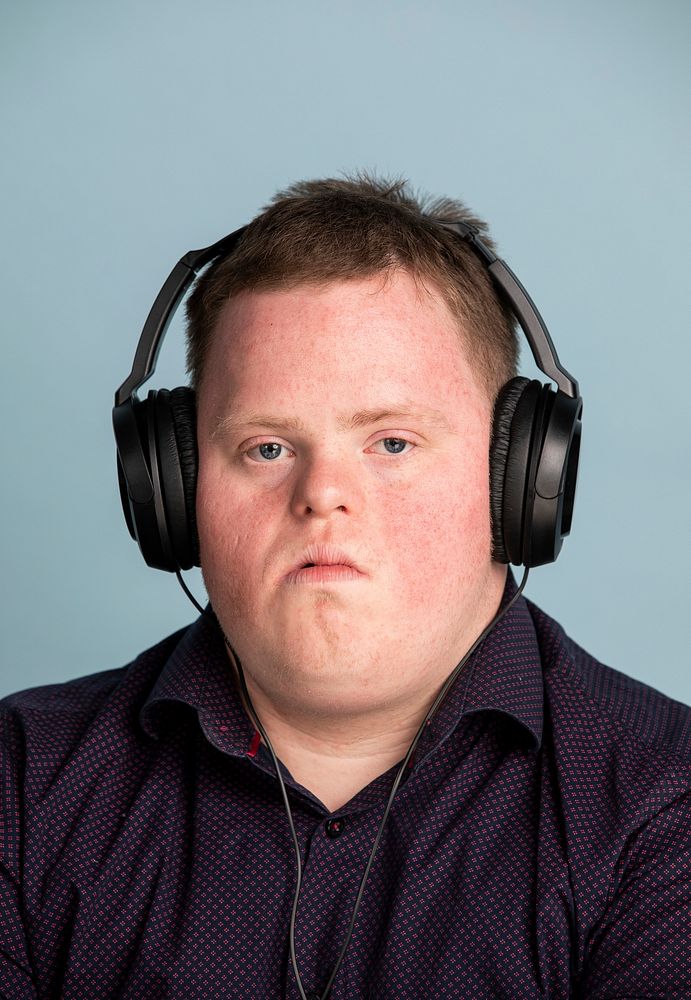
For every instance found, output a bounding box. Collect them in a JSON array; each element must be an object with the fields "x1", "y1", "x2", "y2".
[{"x1": 113, "y1": 222, "x2": 582, "y2": 573}]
